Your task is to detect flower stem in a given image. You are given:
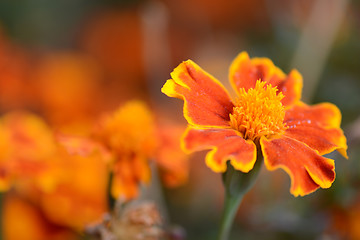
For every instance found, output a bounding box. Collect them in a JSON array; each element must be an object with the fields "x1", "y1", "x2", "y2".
[
  {"x1": 217, "y1": 157, "x2": 262, "y2": 240},
  {"x1": 217, "y1": 187, "x2": 244, "y2": 240}
]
